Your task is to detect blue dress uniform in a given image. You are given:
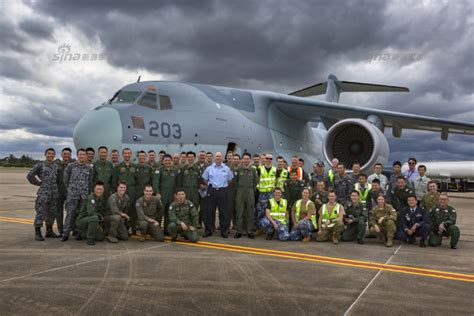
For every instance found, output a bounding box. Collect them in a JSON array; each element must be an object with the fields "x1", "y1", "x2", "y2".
[
  {"x1": 396, "y1": 206, "x2": 431, "y2": 243},
  {"x1": 202, "y1": 163, "x2": 234, "y2": 236}
]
